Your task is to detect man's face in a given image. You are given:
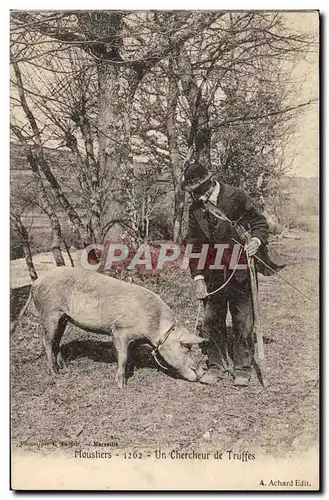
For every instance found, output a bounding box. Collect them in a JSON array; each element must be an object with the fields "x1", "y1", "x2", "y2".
[{"x1": 192, "y1": 179, "x2": 215, "y2": 201}]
